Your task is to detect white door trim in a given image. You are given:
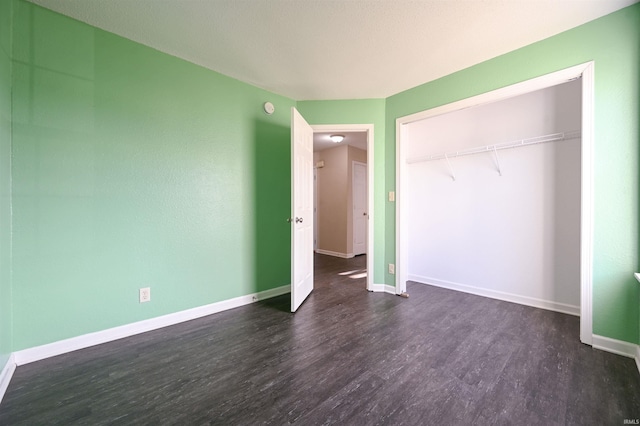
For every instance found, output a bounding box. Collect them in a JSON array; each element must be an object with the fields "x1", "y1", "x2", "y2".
[
  {"x1": 312, "y1": 124, "x2": 375, "y2": 292},
  {"x1": 395, "y1": 62, "x2": 594, "y2": 345}
]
